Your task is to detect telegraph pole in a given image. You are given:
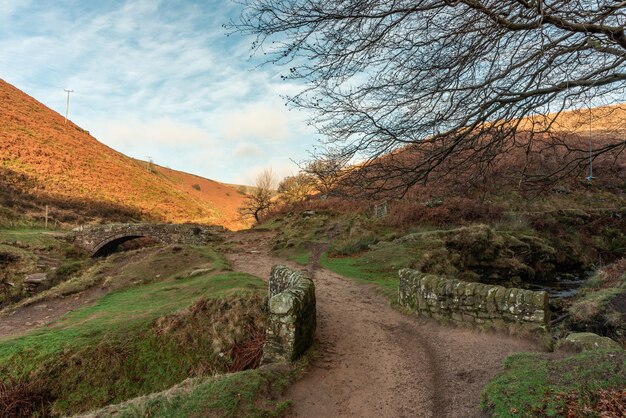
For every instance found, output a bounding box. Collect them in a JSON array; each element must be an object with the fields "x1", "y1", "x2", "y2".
[
  {"x1": 64, "y1": 88, "x2": 74, "y2": 124},
  {"x1": 587, "y1": 106, "x2": 593, "y2": 181}
]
